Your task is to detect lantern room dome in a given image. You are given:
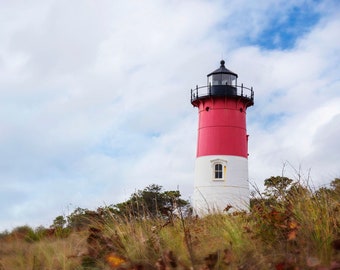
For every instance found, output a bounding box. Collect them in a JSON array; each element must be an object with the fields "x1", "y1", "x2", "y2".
[
  {"x1": 207, "y1": 60, "x2": 238, "y2": 88},
  {"x1": 207, "y1": 60, "x2": 238, "y2": 78}
]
